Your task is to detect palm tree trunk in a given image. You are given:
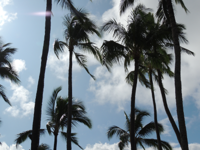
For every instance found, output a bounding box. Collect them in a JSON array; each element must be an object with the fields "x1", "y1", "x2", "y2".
[
  {"x1": 31, "y1": 0, "x2": 52, "y2": 149},
  {"x1": 149, "y1": 70, "x2": 162, "y2": 150},
  {"x1": 53, "y1": 134, "x2": 58, "y2": 150},
  {"x1": 157, "y1": 70, "x2": 182, "y2": 146},
  {"x1": 130, "y1": 57, "x2": 139, "y2": 150},
  {"x1": 166, "y1": 1, "x2": 189, "y2": 150},
  {"x1": 67, "y1": 42, "x2": 73, "y2": 150}
]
